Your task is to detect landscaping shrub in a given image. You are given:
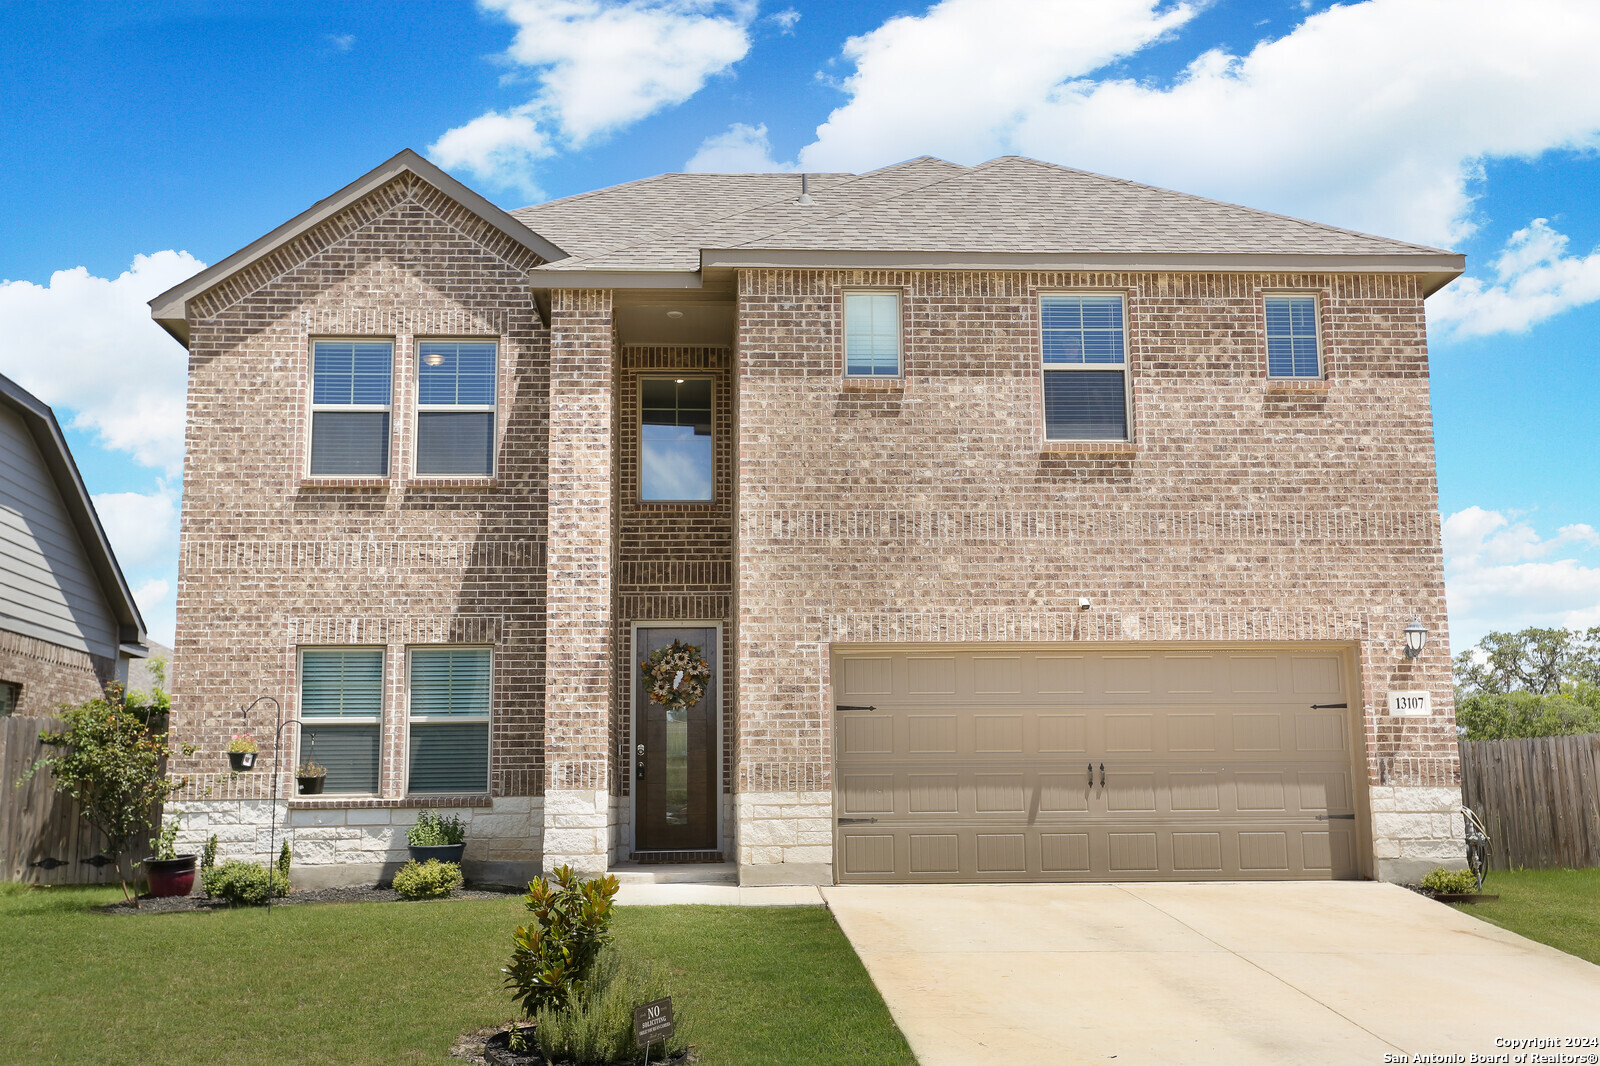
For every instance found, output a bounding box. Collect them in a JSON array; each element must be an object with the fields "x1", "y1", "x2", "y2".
[
  {"x1": 407, "y1": 811, "x2": 466, "y2": 847},
  {"x1": 393, "y1": 859, "x2": 463, "y2": 900},
  {"x1": 278, "y1": 840, "x2": 292, "y2": 880},
  {"x1": 202, "y1": 860, "x2": 289, "y2": 905},
  {"x1": 503, "y1": 865, "x2": 620, "y2": 1017},
  {"x1": 533, "y1": 949, "x2": 690, "y2": 1064},
  {"x1": 1420, "y1": 867, "x2": 1479, "y2": 895}
]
